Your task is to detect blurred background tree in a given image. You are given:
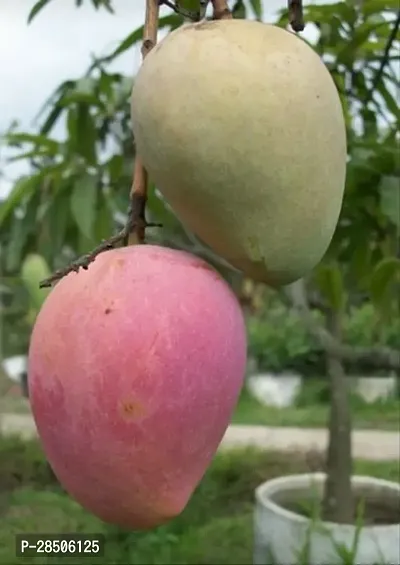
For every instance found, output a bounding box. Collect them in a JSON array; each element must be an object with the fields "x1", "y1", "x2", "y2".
[{"x1": 0, "y1": 0, "x2": 399, "y2": 525}]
